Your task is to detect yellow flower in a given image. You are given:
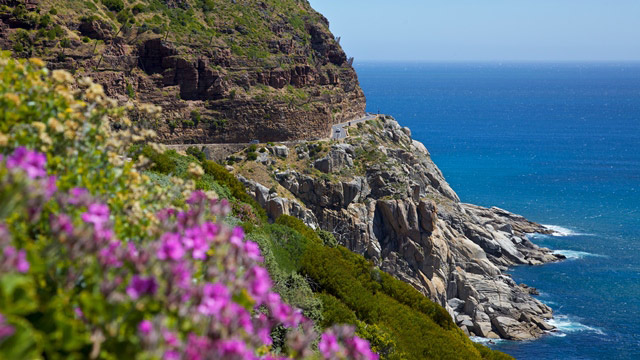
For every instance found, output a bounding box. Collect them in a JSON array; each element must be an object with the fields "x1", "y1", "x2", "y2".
[
  {"x1": 48, "y1": 117, "x2": 64, "y2": 133},
  {"x1": 39, "y1": 132, "x2": 53, "y2": 145},
  {"x1": 51, "y1": 69, "x2": 74, "y2": 84},
  {"x1": 86, "y1": 83, "x2": 105, "y2": 101},
  {"x1": 29, "y1": 58, "x2": 45, "y2": 67},
  {"x1": 64, "y1": 130, "x2": 76, "y2": 140},
  {"x1": 32, "y1": 122, "x2": 46, "y2": 133},
  {"x1": 0, "y1": 132, "x2": 8, "y2": 146},
  {"x1": 187, "y1": 162, "x2": 205, "y2": 179},
  {"x1": 3, "y1": 93, "x2": 21, "y2": 106}
]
